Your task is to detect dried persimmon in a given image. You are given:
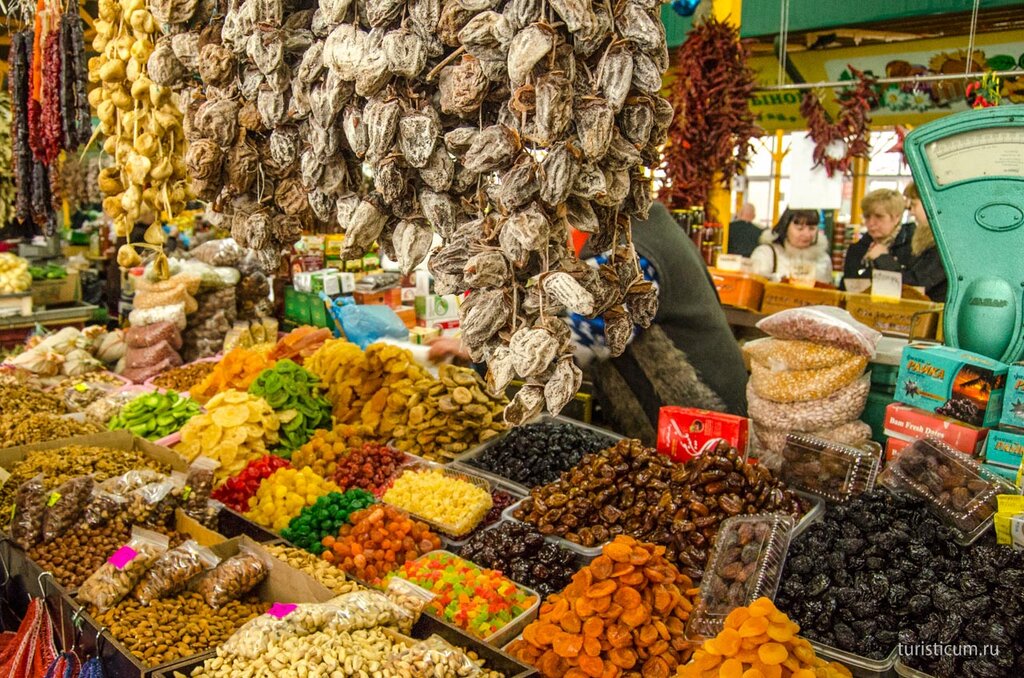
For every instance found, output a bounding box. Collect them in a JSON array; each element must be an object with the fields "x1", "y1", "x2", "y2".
[
  {"x1": 582, "y1": 636, "x2": 602, "y2": 657},
  {"x1": 604, "y1": 541, "x2": 633, "y2": 563},
  {"x1": 613, "y1": 586, "x2": 641, "y2": 610},
  {"x1": 583, "y1": 617, "x2": 604, "y2": 637},
  {"x1": 560, "y1": 611, "x2": 582, "y2": 634},
  {"x1": 587, "y1": 579, "x2": 617, "y2": 598},
  {"x1": 606, "y1": 622, "x2": 632, "y2": 648},
  {"x1": 609, "y1": 647, "x2": 637, "y2": 669},
  {"x1": 590, "y1": 555, "x2": 614, "y2": 579},
  {"x1": 578, "y1": 654, "x2": 605, "y2": 678}
]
